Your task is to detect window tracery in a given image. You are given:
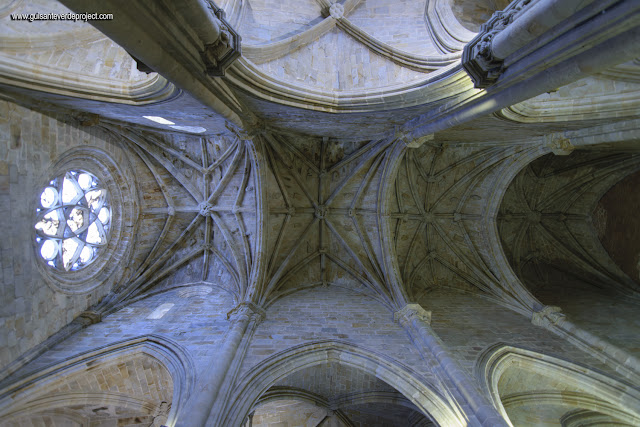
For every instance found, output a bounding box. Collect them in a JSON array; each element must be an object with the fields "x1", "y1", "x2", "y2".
[{"x1": 35, "y1": 170, "x2": 111, "y2": 271}]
